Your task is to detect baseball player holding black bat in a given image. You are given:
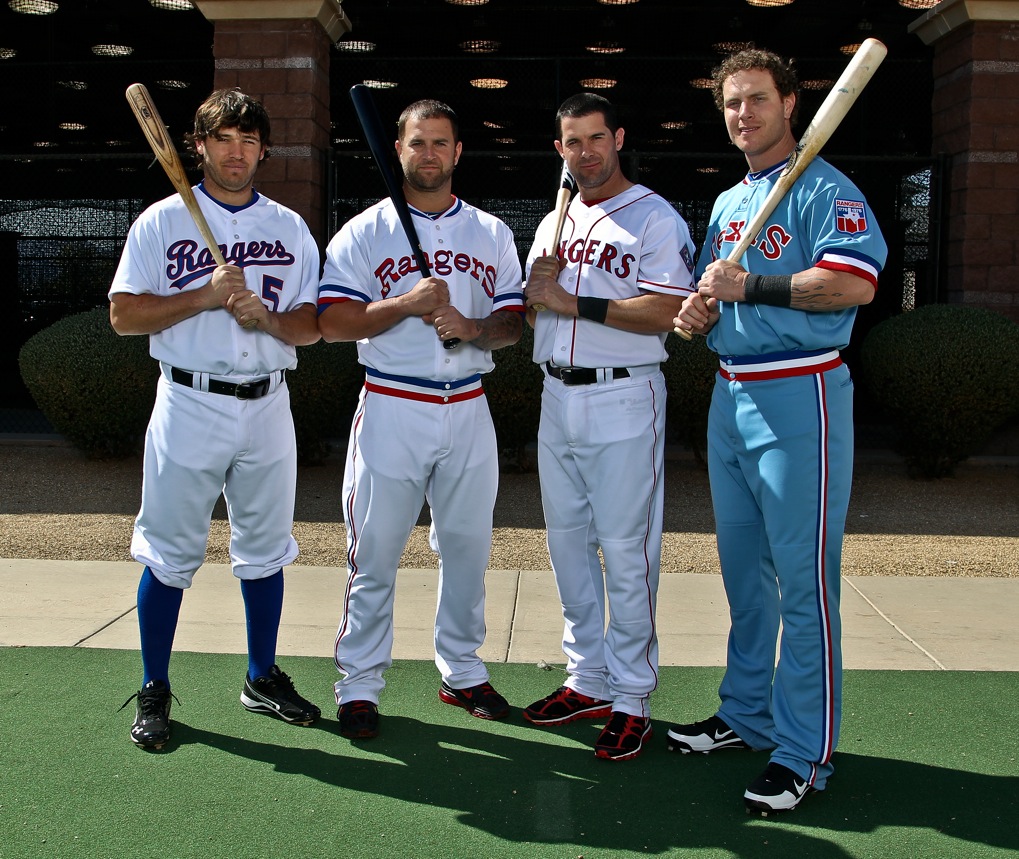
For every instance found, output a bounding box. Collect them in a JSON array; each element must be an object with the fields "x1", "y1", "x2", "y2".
[
  {"x1": 670, "y1": 49, "x2": 888, "y2": 814},
  {"x1": 110, "y1": 89, "x2": 322, "y2": 750},
  {"x1": 318, "y1": 99, "x2": 525, "y2": 740},
  {"x1": 522, "y1": 93, "x2": 696, "y2": 761}
]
